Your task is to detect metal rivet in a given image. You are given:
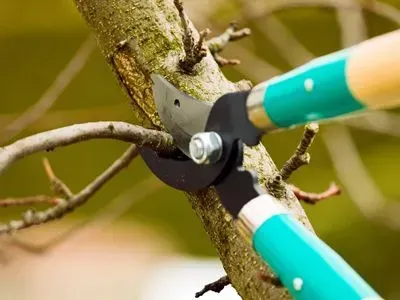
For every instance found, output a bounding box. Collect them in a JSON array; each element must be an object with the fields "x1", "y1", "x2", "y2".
[
  {"x1": 293, "y1": 277, "x2": 303, "y2": 291},
  {"x1": 304, "y1": 78, "x2": 314, "y2": 92},
  {"x1": 189, "y1": 132, "x2": 223, "y2": 165}
]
